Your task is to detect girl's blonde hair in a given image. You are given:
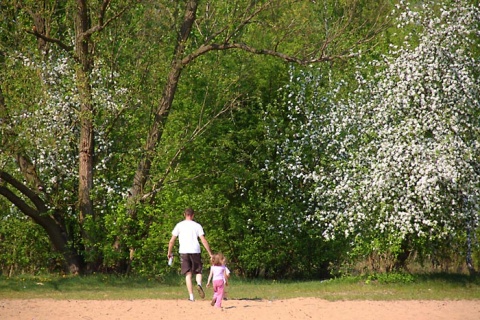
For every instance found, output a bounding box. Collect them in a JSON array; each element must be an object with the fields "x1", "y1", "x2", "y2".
[{"x1": 211, "y1": 253, "x2": 225, "y2": 266}]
